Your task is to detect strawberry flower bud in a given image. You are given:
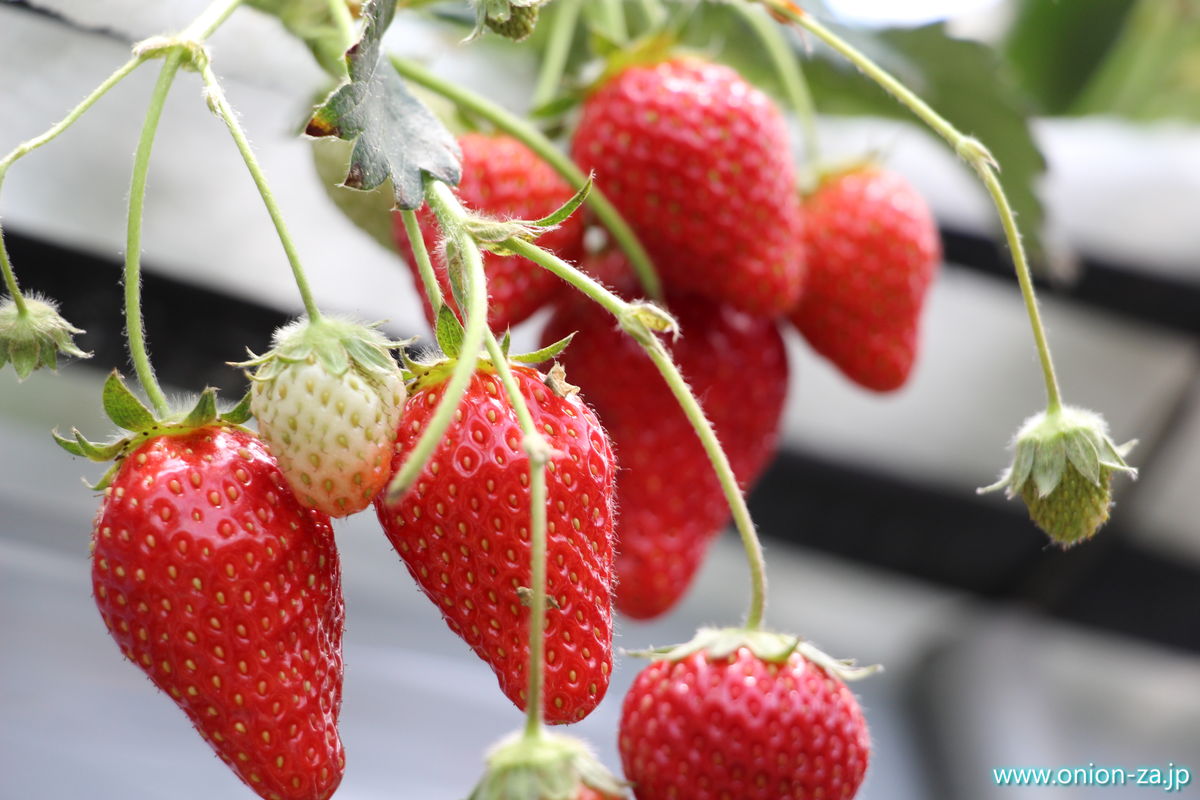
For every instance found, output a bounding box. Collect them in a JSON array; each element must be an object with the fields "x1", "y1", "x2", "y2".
[
  {"x1": 980, "y1": 406, "x2": 1137, "y2": 547},
  {"x1": 0, "y1": 295, "x2": 90, "y2": 380}
]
